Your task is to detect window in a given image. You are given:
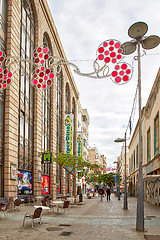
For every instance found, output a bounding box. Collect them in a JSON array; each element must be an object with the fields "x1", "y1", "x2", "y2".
[
  {"x1": 136, "y1": 144, "x2": 138, "y2": 168},
  {"x1": 147, "y1": 128, "x2": 151, "y2": 161},
  {"x1": 133, "y1": 150, "x2": 135, "y2": 170},
  {"x1": 154, "y1": 113, "x2": 159, "y2": 156},
  {"x1": 18, "y1": 0, "x2": 34, "y2": 171},
  {"x1": 56, "y1": 66, "x2": 62, "y2": 193},
  {"x1": 41, "y1": 34, "x2": 51, "y2": 176}
]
